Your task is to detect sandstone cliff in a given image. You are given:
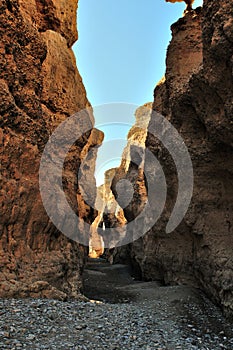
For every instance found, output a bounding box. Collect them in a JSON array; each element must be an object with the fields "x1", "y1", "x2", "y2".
[
  {"x1": 111, "y1": 2, "x2": 233, "y2": 317},
  {"x1": 0, "y1": 0, "x2": 103, "y2": 299}
]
